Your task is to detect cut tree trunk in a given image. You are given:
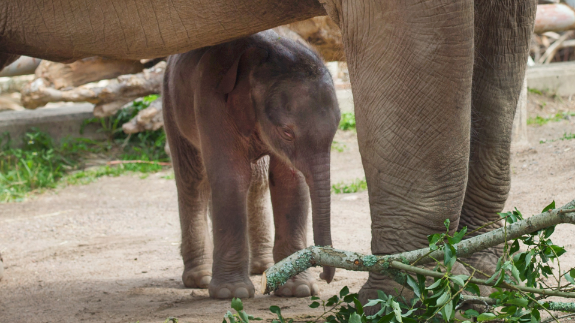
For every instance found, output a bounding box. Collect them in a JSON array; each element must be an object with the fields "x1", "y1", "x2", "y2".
[
  {"x1": 20, "y1": 62, "x2": 165, "y2": 116},
  {"x1": 35, "y1": 57, "x2": 145, "y2": 89}
]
